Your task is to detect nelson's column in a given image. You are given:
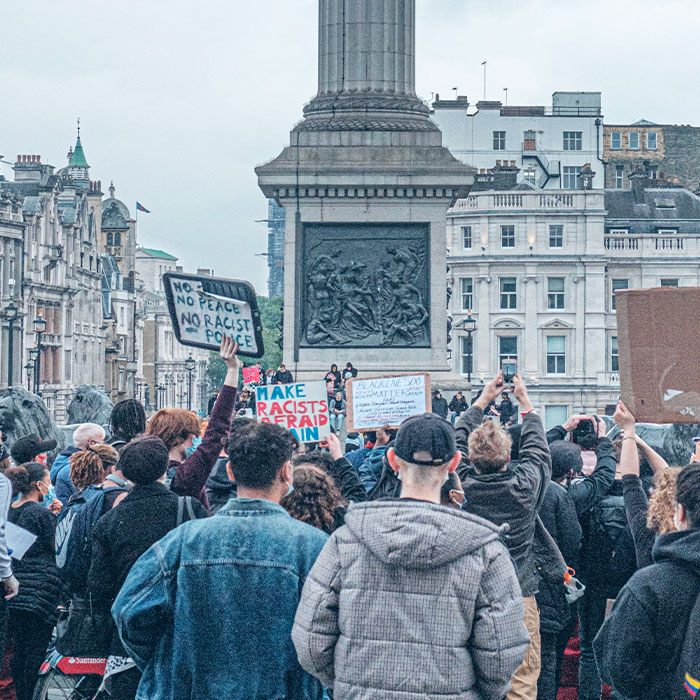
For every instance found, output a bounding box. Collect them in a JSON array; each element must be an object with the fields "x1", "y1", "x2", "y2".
[{"x1": 257, "y1": 0, "x2": 474, "y2": 380}]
